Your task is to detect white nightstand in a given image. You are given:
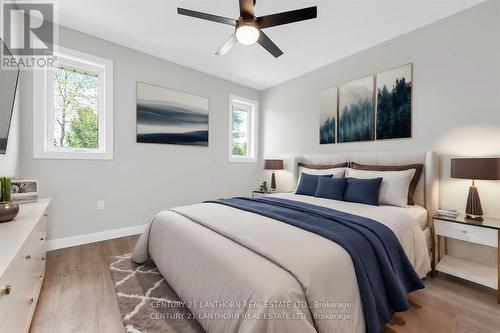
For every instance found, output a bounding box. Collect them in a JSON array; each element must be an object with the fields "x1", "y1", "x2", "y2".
[
  {"x1": 434, "y1": 213, "x2": 499, "y2": 303},
  {"x1": 252, "y1": 190, "x2": 269, "y2": 198}
]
